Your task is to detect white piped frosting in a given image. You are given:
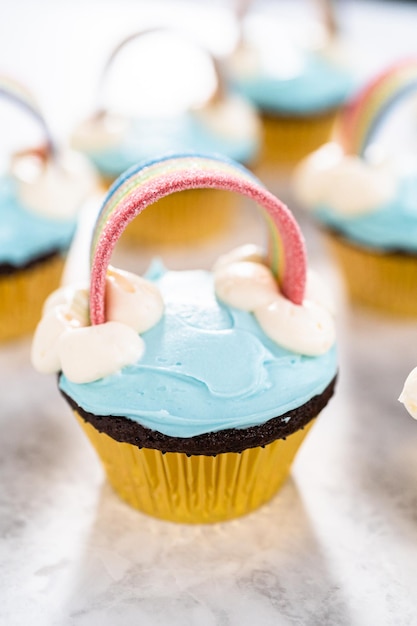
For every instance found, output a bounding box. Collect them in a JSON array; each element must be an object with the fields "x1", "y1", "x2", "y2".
[
  {"x1": 32, "y1": 268, "x2": 163, "y2": 383},
  {"x1": 293, "y1": 142, "x2": 398, "y2": 216},
  {"x1": 59, "y1": 322, "x2": 145, "y2": 384},
  {"x1": 213, "y1": 245, "x2": 336, "y2": 357},
  {"x1": 214, "y1": 261, "x2": 278, "y2": 311},
  {"x1": 31, "y1": 305, "x2": 85, "y2": 374},
  {"x1": 399, "y1": 367, "x2": 417, "y2": 419},
  {"x1": 255, "y1": 297, "x2": 335, "y2": 356},
  {"x1": 43, "y1": 284, "x2": 90, "y2": 325},
  {"x1": 13, "y1": 150, "x2": 98, "y2": 220},
  {"x1": 105, "y1": 266, "x2": 164, "y2": 333}
]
